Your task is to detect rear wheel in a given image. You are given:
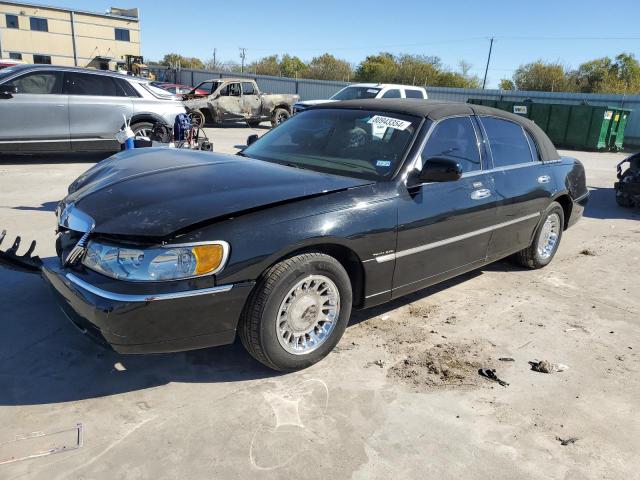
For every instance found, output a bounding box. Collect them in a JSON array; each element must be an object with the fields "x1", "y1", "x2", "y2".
[
  {"x1": 270, "y1": 108, "x2": 290, "y2": 127},
  {"x1": 514, "y1": 202, "x2": 564, "y2": 269},
  {"x1": 131, "y1": 121, "x2": 154, "y2": 141},
  {"x1": 188, "y1": 110, "x2": 205, "y2": 129},
  {"x1": 239, "y1": 253, "x2": 352, "y2": 371}
]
